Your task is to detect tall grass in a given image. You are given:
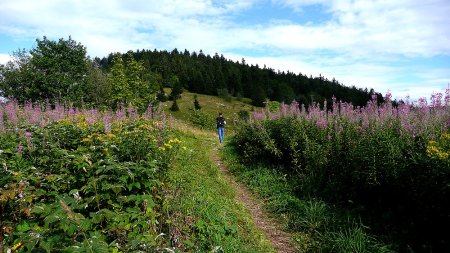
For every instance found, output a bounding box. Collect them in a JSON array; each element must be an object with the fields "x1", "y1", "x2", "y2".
[
  {"x1": 220, "y1": 145, "x2": 394, "y2": 252},
  {"x1": 232, "y1": 90, "x2": 450, "y2": 252}
]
